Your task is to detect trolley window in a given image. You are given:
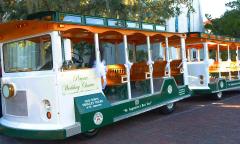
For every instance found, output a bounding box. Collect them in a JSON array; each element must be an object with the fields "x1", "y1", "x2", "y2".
[{"x1": 3, "y1": 35, "x2": 53, "y2": 73}]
